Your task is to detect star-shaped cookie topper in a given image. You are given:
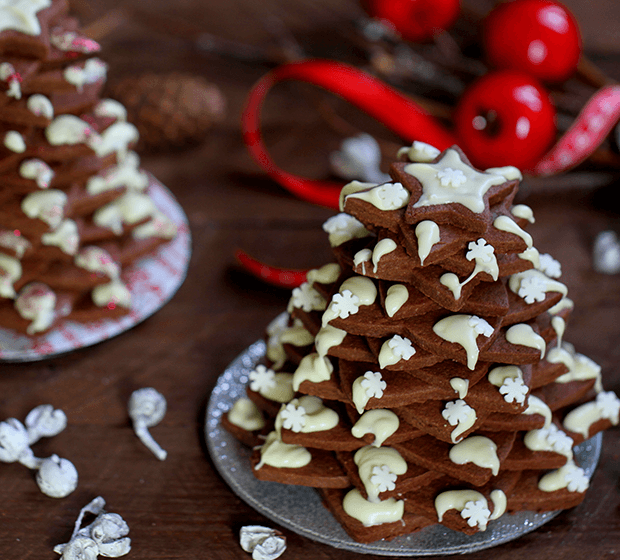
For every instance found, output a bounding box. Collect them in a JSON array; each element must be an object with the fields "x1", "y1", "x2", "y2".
[{"x1": 392, "y1": 146, "x2": 520, "y2": 234}]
